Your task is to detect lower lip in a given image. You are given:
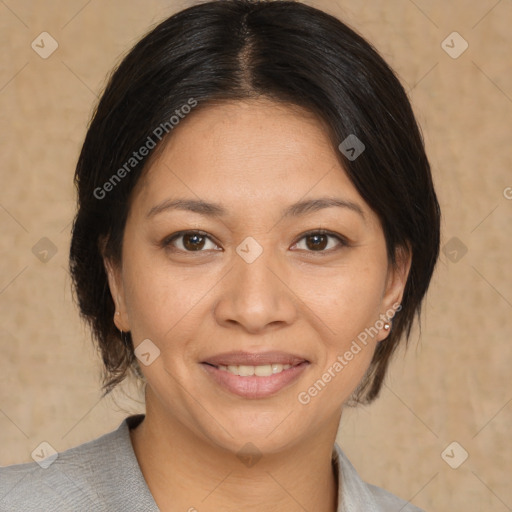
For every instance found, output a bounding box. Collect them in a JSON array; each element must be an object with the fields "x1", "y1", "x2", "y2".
[{"x1": 200, "y1": 362, "x2": 310, "y2": 399}]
